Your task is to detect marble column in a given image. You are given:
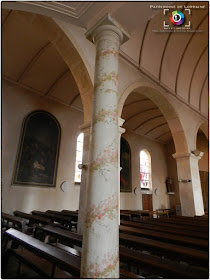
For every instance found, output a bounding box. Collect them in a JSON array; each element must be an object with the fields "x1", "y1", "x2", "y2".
[
  {"x1": 173, "y1": 152, "x2": 204, "y2": 216},
  {"x1": 81, "y1": 14, "x2": 129, "y2": 278},
  {"x1": 77, "y1": 123, "x2": 91, "y2": 235},
  {"x1": 118, "y1": 118, "x2": 125, "y2": 224}
]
